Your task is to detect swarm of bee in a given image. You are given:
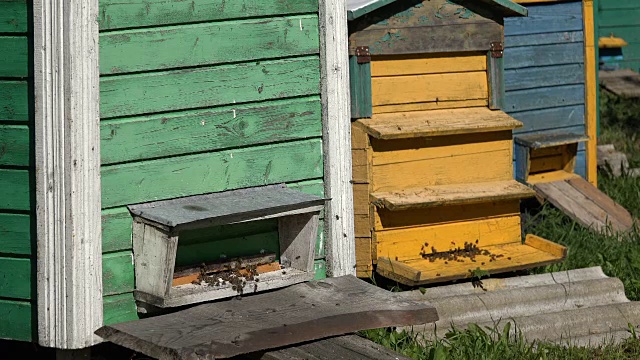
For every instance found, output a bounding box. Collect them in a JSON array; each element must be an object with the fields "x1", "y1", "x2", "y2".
[
  {"x1": 419, "y1": 240, "x2": 506, "y2": 264},
  {"x1": 193, "y1": 263, "x2": 261, "y2": 295}
]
